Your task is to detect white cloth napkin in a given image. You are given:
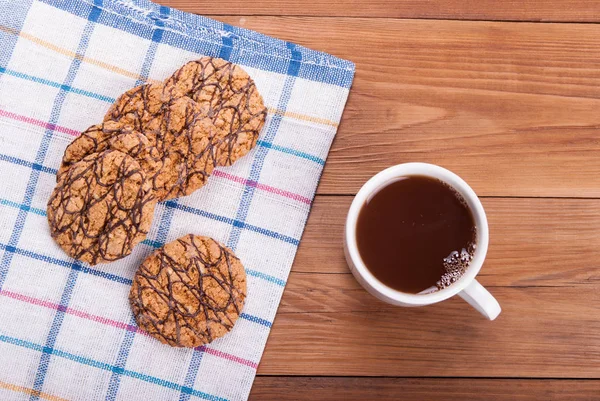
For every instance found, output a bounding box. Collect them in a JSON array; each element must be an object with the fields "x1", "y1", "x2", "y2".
[{"x1": 0, "y1": 0, "x2": 354, "y2": 400}]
